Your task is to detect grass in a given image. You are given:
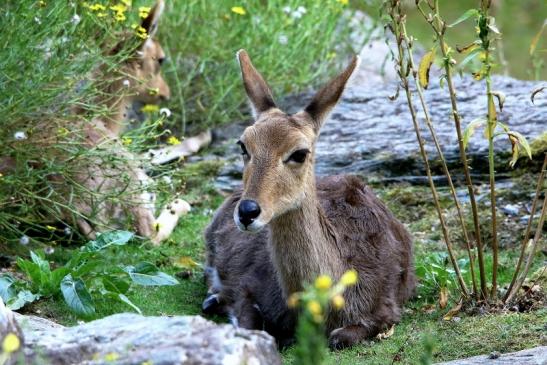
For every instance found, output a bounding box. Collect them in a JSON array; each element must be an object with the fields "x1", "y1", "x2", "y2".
[{"x1": 18, "y1": 168, "x2": 545, "y2": 364}]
